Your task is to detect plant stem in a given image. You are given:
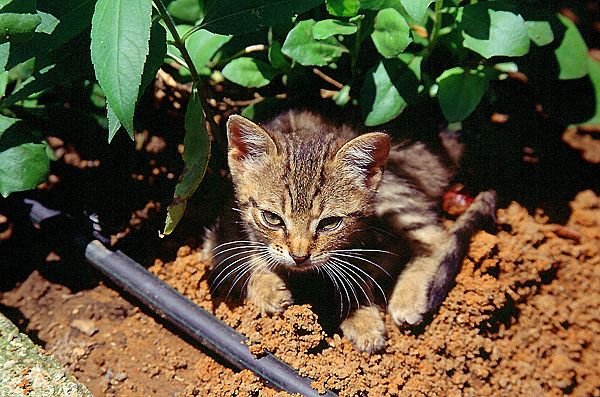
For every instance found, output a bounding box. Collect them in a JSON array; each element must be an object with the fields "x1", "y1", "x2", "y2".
[
  {"x1": 180, "y1": 24, "x2": 203, "y2": 44},
  {"x1": 153, "y1": 0, "x2": 200, "y2": 81},
  {"x1": 429, "y1": 0, "x2": 444, "y2": 49},
  {"x1": 153, "y1": 0, "x2": 221, "y2": 145}
]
